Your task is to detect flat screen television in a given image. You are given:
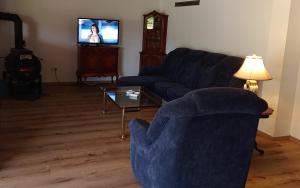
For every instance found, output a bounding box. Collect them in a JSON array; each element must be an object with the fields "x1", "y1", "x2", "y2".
[{"x1": 77, "y1": 18, "x2": 119, "y2": 45}]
